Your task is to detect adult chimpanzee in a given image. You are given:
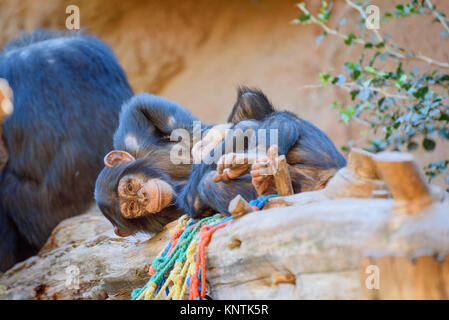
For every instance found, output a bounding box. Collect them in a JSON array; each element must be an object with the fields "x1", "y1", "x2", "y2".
[
  {"x1": 94, "y1": 93, "x2": 204, "y2": 237},
  {"x1": 177, "y1": 87, "x2": 347, "y2": 218},
  {"x1": 0, "y1": 29, "x2": 133, "y2": 271}
]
